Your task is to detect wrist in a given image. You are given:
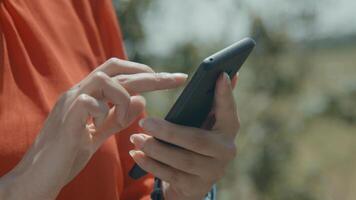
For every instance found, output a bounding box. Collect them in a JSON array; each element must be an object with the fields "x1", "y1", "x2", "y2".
[
  {"x1": 20, "y1": 171, "x2": 59, "y2": 200},
  {"x1": 0, "y1": 172, "x2": 56, "y2": 200},
  {"x1": 0, "y1": 175, "x2": 25, "y2": 200},
  {"x1": 0, "y1": 178, "x2": 9, "y2": 199}
]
